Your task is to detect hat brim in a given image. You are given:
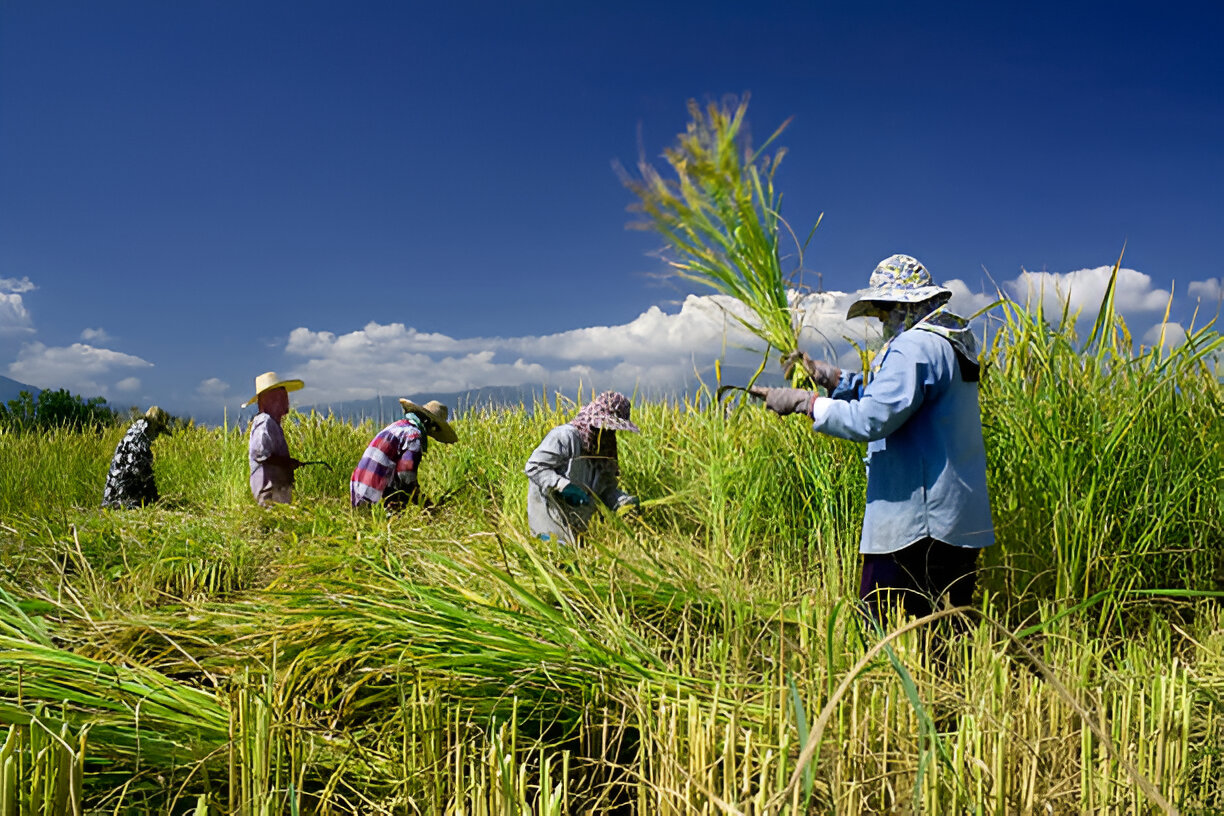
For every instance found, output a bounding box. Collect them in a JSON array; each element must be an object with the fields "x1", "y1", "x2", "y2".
[
  {"x1": 242, "y1": 379, "x2": 304, "y2": 407},
  {"x1": 590, "y1": 415, "x2": 640, "y2": 433},
  {"x1": 398, "y1": 399, "x2": 458, "y2": 444},
  {"x1": 846, "y1": 287, "x2": 952, "y2": 320}
]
